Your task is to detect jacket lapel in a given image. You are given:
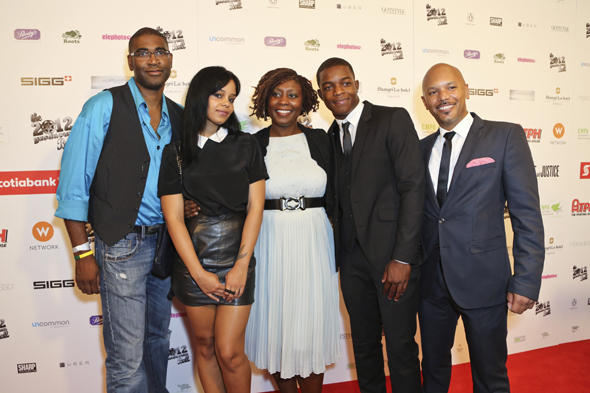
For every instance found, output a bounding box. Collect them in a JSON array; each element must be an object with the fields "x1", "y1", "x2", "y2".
[
  {"x1": 351, "y1": 102, "x2": 372, "y2": 180},
  {"x1": 448, "y1": 113, "x2": 484, "y2": 195}
]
